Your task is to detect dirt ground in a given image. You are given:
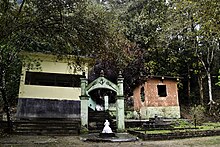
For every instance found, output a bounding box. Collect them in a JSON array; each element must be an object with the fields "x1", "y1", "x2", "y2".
[{"x1": 0, "y1": 135, "x2": 220, "y2": 147}]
